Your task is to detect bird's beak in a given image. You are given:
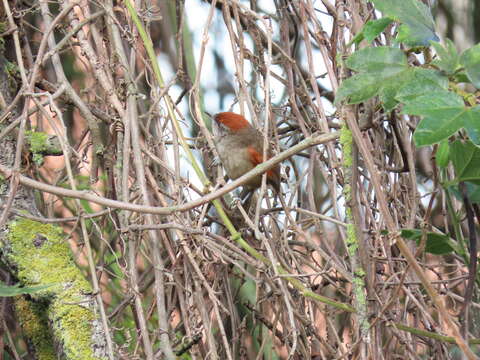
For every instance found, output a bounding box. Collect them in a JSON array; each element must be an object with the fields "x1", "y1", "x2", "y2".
[{"x1": 204, "y1": 111, "x2": 212, "y2": 118}]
